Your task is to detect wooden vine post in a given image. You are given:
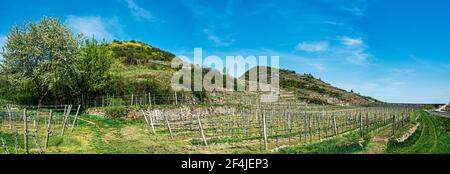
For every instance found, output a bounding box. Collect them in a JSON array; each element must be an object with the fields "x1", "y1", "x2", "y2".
[
  {"x1": 287, "y1": 110, "x2": 292, "y2": 144},
  {"x1": 318, "y1": 112, "x2": 321, "y2": 141},
  {"x1": 332, "y1": 112, "x2": 337, "y2": 137},
  {"x1": 262, "y1": 110, "x2": 268, "y2": 151},
  {"x1": 392, "y1": 114, "x2": 396, "y2": 135},
  {"x1": 23, "y1": 109, "x2": 29, "y2": 154},
  {"x1": 7, "y1": 105, "x2": 12, "y2": 130},
  {"x1": 70, "y1": 105, "x2": 81, "y2": 132},
  {"x1": 359, "y1": 112, "x2": 364, "y2": 137},
  {"x1": 131, "y1": 94, "x2": 134, "y2": 106},
  {"x1": 45, "y1": 110, "x2": 53, "y2": 149},
  {"x1": 303, "y1": 113, "x2": 307, "y2": 144},
  {"x1": 142, "y1": 110, "x2": 156, "y2": 135},
  {"x1": 61, "y1": 105, "x2": 72, "y2": 136},
  {"x1": 163, "y1": 111, "x2": 173, "y2": 139},
  {"x1": 196, "y1": 112, "x2": 208, "y2": 146},
  {"x1": 13, "y1": 128, "x2": 19, "y2": 154},
  {"x1": 309, "y1": 114, "x2": 312, "y2": 144},
  {"x1": 32, "y1": 119, "x2": 43, "y2": 154}
]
